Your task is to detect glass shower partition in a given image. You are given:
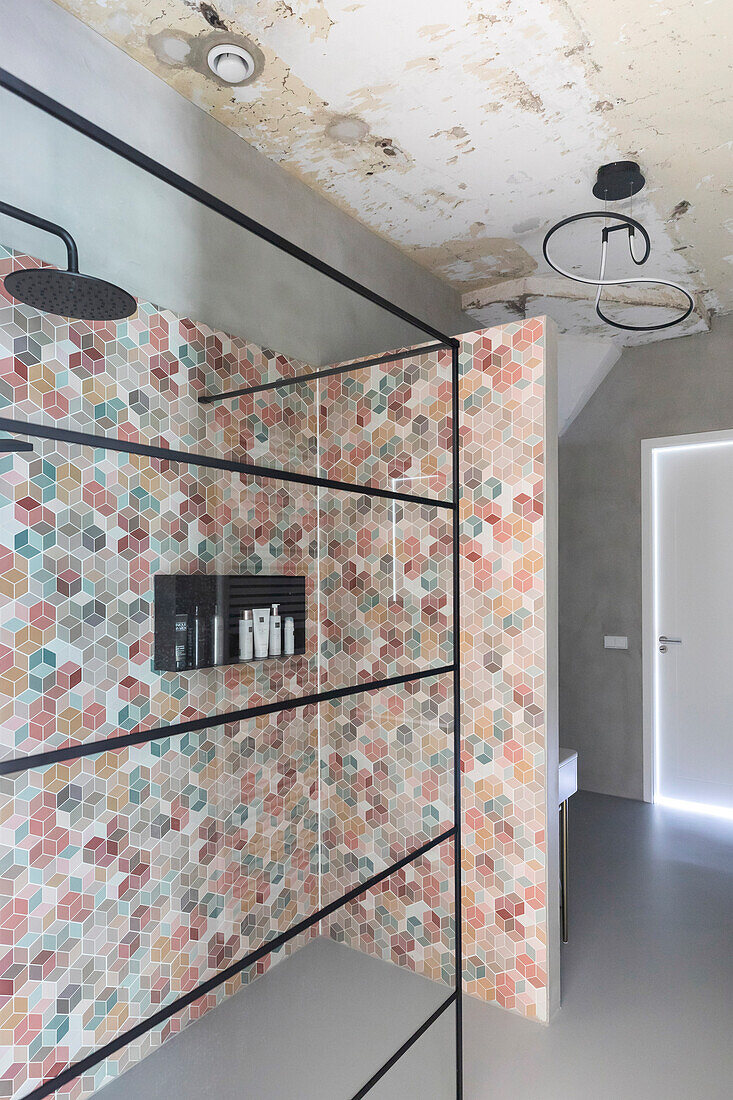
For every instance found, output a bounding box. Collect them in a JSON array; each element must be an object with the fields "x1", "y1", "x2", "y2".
[{"x1": 0, "y1": 65, "x2": 462, "y2": 1100}]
